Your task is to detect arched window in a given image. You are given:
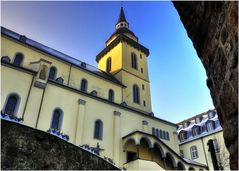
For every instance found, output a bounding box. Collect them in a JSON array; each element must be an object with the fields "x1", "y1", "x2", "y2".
[
  {"x1": 156, "y1": 129, "x2": 159, "y2": 138},
  {"x1": 4, "y1": 94, "x2": 20, "y2": 116},
  {"x1": 108, "y1": 89, "x2": 114, "y2": 102},
  {"x1": 159, "y1": 130, "x2": 163, "y2": 138},
  {"x1": 50, "y1": 108, "x2": 63, "y2": 131},
  {"x1": 166, "y1": 132, "x2": 170, "y2": 140},
  {"x1": 80, "y1": 79, "x2": 88, "y2": 92},
  {"x1": 94, "y1": 119, "x2": 103, "y2": 140},
  {"x1": 131, "y1": 53, "x2": 138, "y2": 69},
  {"x1": 13, "y1": 53, "x2": 24, "y2": 66},
  {"x1": 206, "y1": 121, "x2": 215, "y2": 132},
  {"x1": 152, "y1": 127, "x2": 155, "y2": 135},
  {"x1": 190, "y1": 146, "x2": 198, "y2": 159},
  {"x1": 133, "y1": 84, "x2": 140, "y2": 104},
  {"x1": 162, "y1": 131, "x2": 166, "y2": 139},
  {"x1": 49, "y1": 67, "x2": 57, "y2": 80},
  {"x1": 106, "y1": 57, "x2": 112, "y2": 72}
]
